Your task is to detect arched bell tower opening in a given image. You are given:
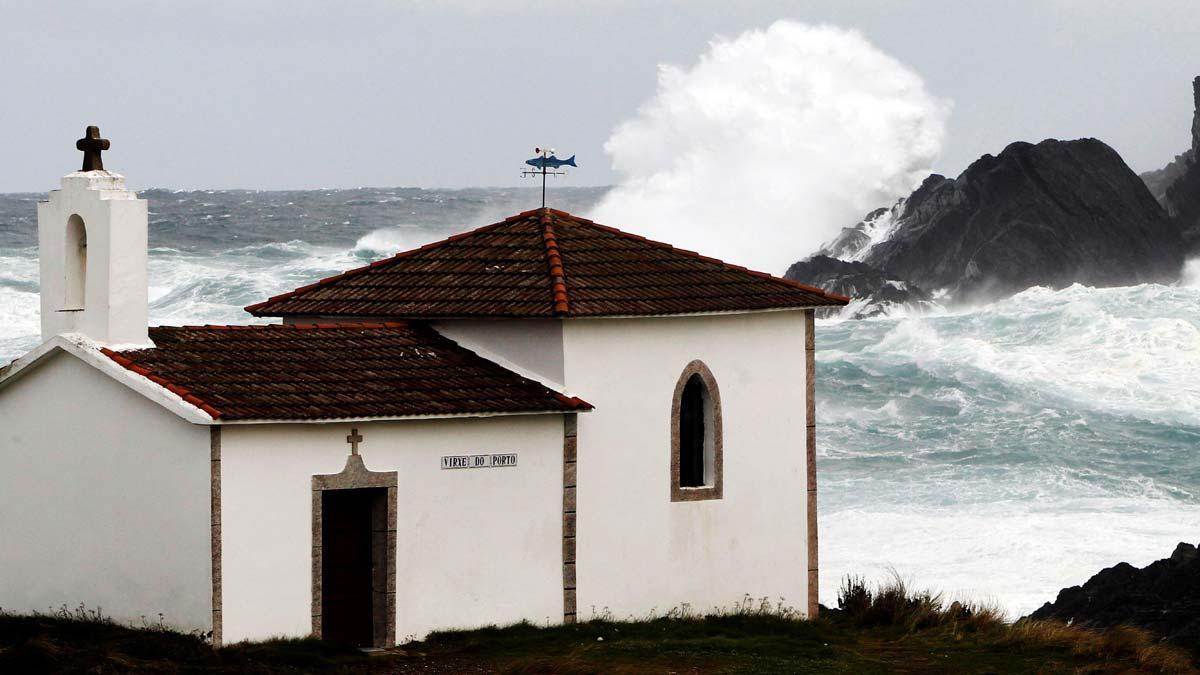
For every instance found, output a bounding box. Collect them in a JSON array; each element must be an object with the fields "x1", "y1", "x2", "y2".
[{"x1": 64, "y1": 214, "x2": 87, "y2": 311}]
